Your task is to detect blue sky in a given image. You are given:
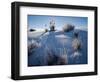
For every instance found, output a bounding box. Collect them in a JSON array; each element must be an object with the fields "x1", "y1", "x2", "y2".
[{"x1": 28, "y1": 15, "x2": 88, "y2": 31}]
